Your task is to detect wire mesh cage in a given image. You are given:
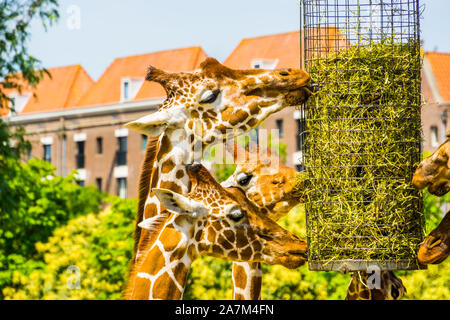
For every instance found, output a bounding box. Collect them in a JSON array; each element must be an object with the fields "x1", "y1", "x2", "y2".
[{"x1": 300, "y1": 0, "x2": 425, "y2": 272}]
